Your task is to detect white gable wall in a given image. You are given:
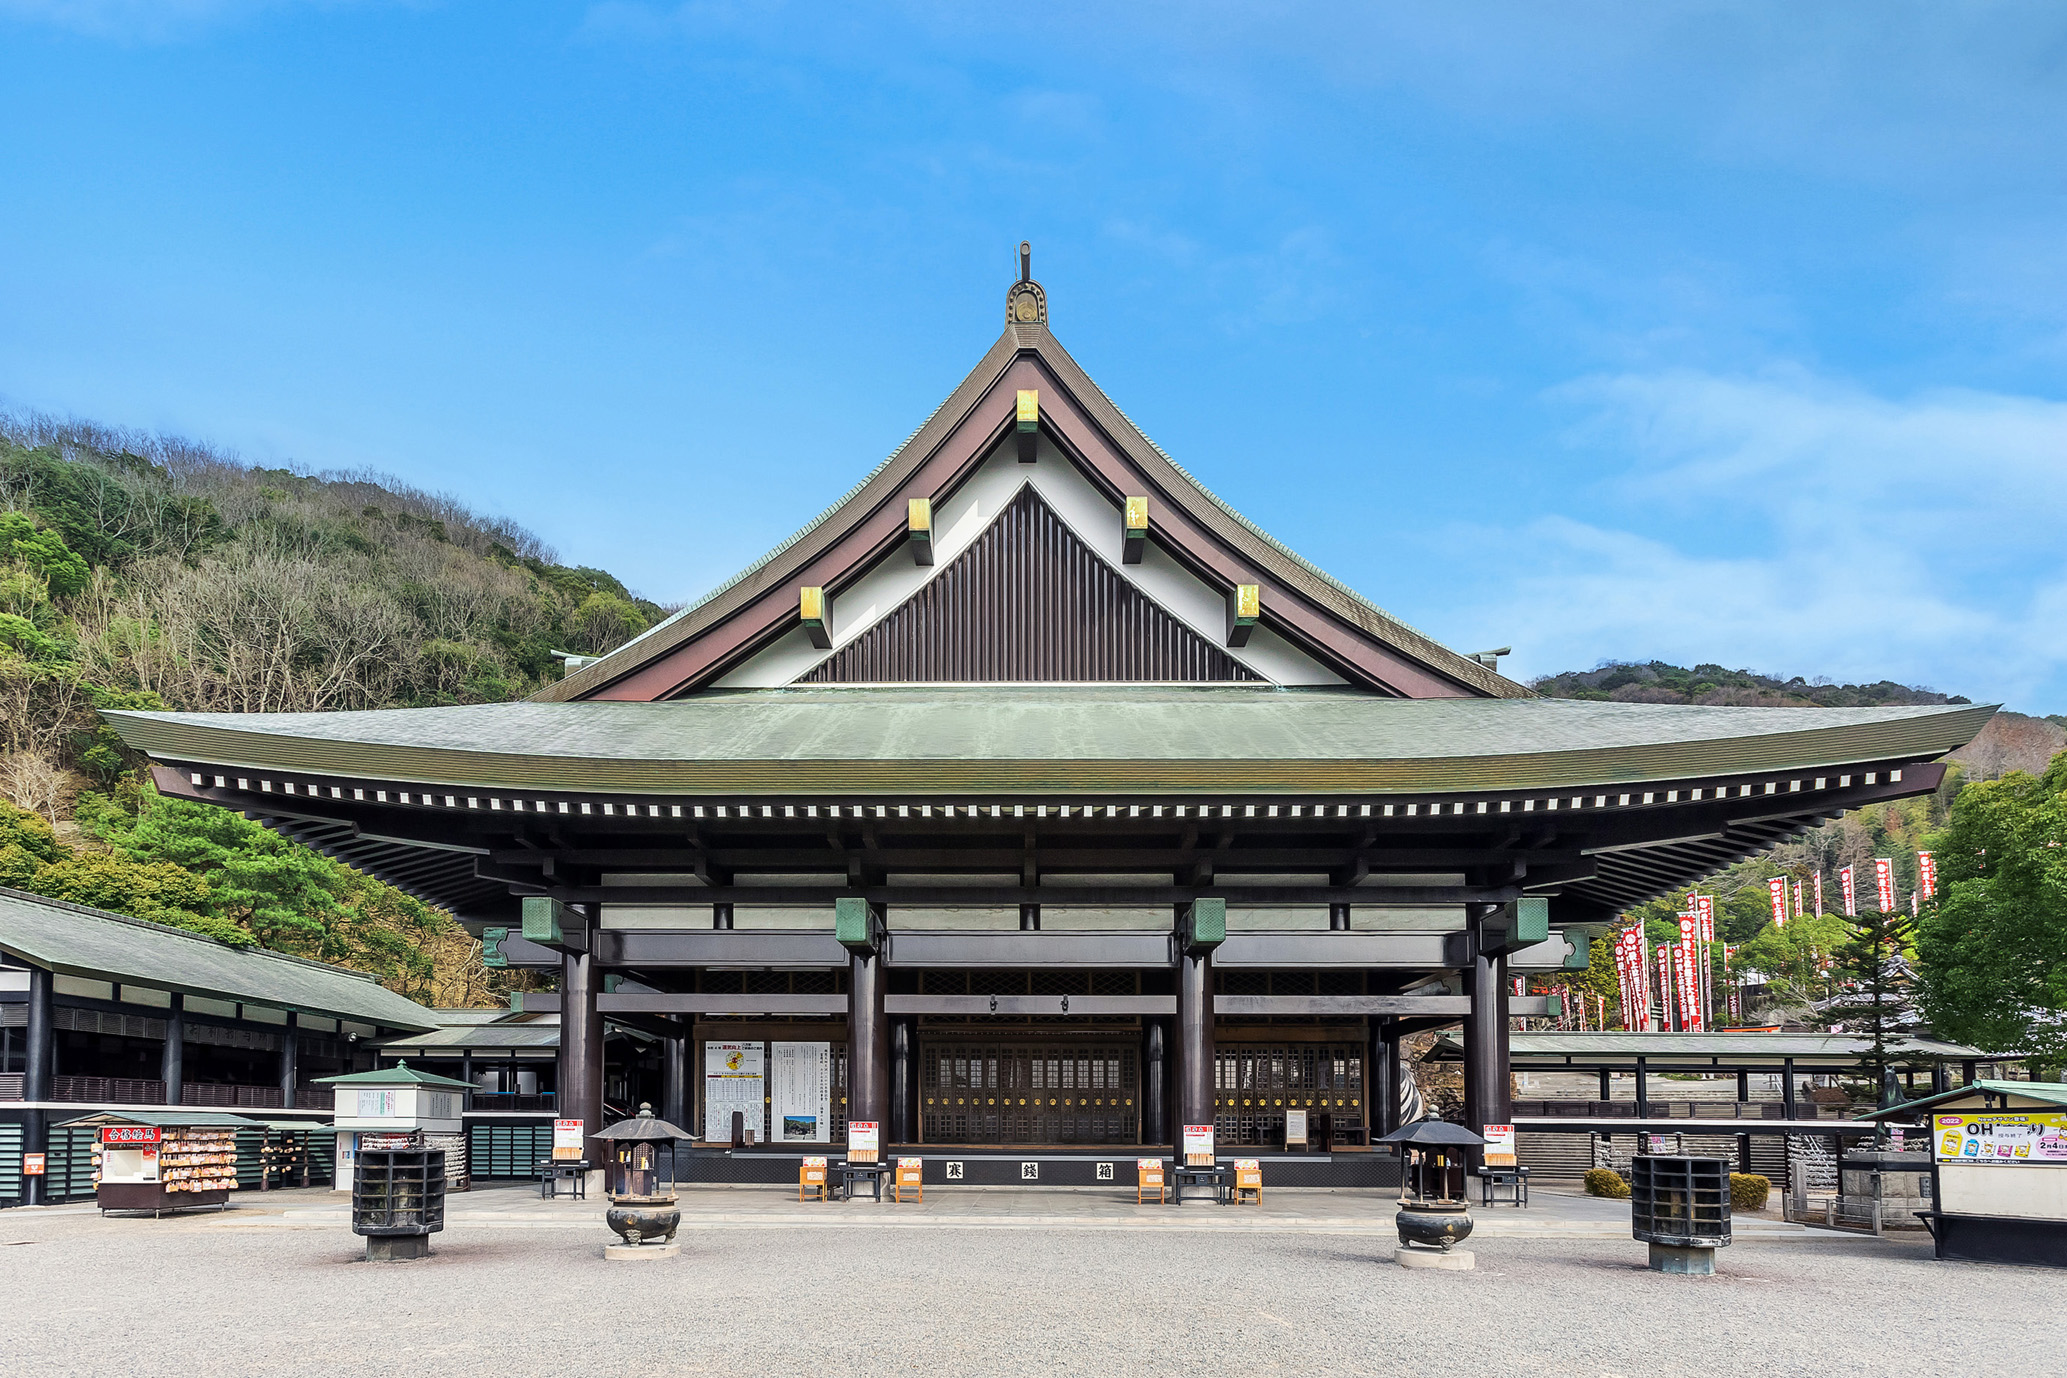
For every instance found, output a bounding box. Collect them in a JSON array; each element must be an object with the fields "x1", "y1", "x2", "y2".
[{"x1": 712, "y1": 434, "x2": 1347, "y2": 688}]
